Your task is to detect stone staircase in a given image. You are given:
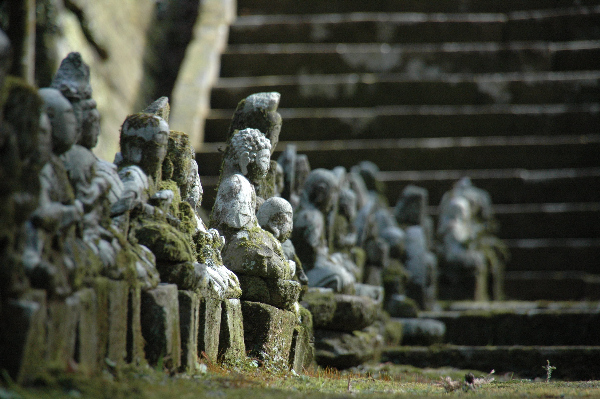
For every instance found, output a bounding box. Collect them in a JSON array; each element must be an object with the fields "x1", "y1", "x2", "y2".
[{"x1": 197, "y1": 0, "x2": 600, "y2": 302}]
